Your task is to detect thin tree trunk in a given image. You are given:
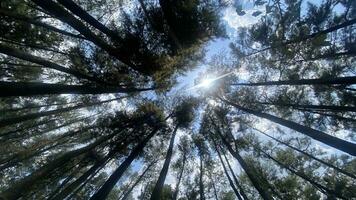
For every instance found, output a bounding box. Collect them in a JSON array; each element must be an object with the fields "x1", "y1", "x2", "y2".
[
  {"x1": 295, "y1": 108, "x2": 356, "y2": 122},
  {"x1": 0, "y1": 44, "x2": 106, "y2": 84},
  {"x1": 220, "y1": 98, "x2": 356, "y2": 156},
  {"x1": 172, "y1": 153, "x2": 186, "y2": 200},
  {"x1": 31, "y1": 0, "x2": 136, "y2": 70},
  {"x1": 0, "y1": 132, "x2": 116, "y2": 200},
  {"x1": 121, "y1": 160, "x2": 156, "y2": 200},
  {"x1": 250, "y1": 126, "x2": 356, "y2": 179},
  {"x1": 258, "y1": 148, "x2": 347, "y2": 200},
  {"x1": 0, "y1": 81, "x2": 155, "y2": 97},
  {"x1": 244, "y1": 18, "x2": 356, "y2": 57},
  {"x1": 209, "y1": 119, "x2": 273, "y2": 200},
  {"x1": 256, "y1": 102, "x2": 356, "y2": 112},
  {"x1": 56, "y1": 0, "x2": 122, "y2": 42},
  {"x1": 90, "y1": 127, "x2": 159, "y2": 200},
  {"x1": 0, "y1": 98, "x2": 83, "y2": 113},
  {"x1": 214, "y1": 142, "x2": 243, "y2": 200},
  {"x1": 50, "y1": 152, "x2": 114, "y2": 200},
  {"x1": 210, "y1": 173, "x2": 219, "y2": 200},
  {"x1": 199, "y1": 154, "x2": 206, "y2": 200},
  {"x1": 0, "y1": 125, "x2": 95, "y2": 170},
  {"x1": 231, "y1": 76, "x2": 356, "y2": 86},
  {"x1": 150, "y1": 125, "x2": 179, "y2": 200},
  {"x1": 0, "y1": 8, "x2": 85, "y2": 39},
  {"x1": 0, "y1": 97, "x2": 124, "y2": 128},
  {"x1": 222, "y1": 152, "x2": 249, "y2": 200}
]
